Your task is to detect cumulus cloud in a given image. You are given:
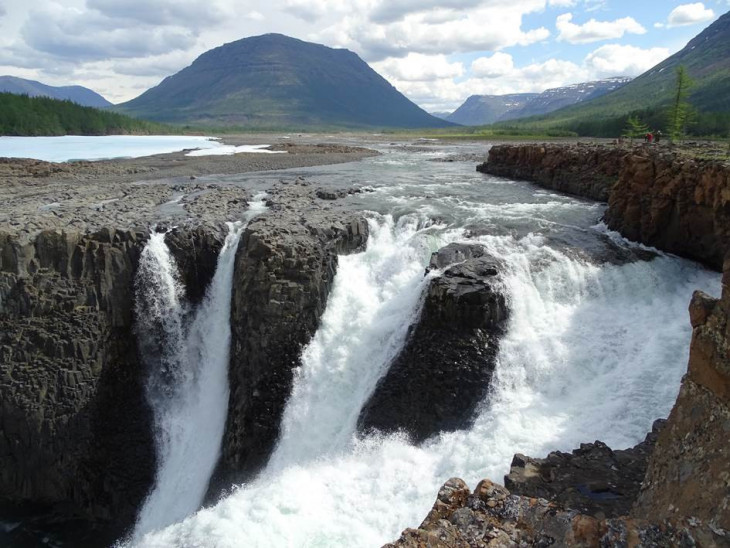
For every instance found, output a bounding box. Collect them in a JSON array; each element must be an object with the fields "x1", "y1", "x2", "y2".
[
  {"x1": 370, "y1": 0, "x2": 483, "y2": 24},
  {"x1": 87, "y1": 0, "x2": 232, "y2": 30},
  {"x1": 584, "y1": 44, "x2": 669, "y2": 77},
  {"x1": 556, "y1": 12, "x2": 646, "y2": 44},
  {"x1": 316, "y1": 3, "x2": 550, "y2": 61},
  {"x1": 471, "y1": 52, "x2": 514, "y2": 77},
  {"x1": 373, "y1": 53, "x2": 464, "y2": 81},
  {"x1": 665, "y1": 3, "x2": 715, "y2": 28}
]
